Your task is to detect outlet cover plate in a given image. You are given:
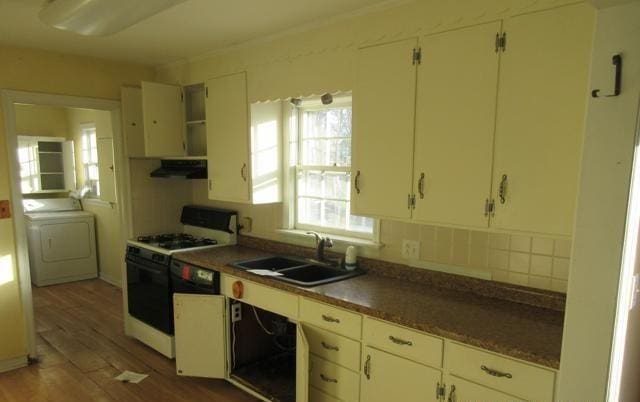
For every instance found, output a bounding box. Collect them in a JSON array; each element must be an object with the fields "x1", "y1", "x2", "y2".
[{"x1": 402, "y1": 240, "x2": 420, "y2": 260}]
